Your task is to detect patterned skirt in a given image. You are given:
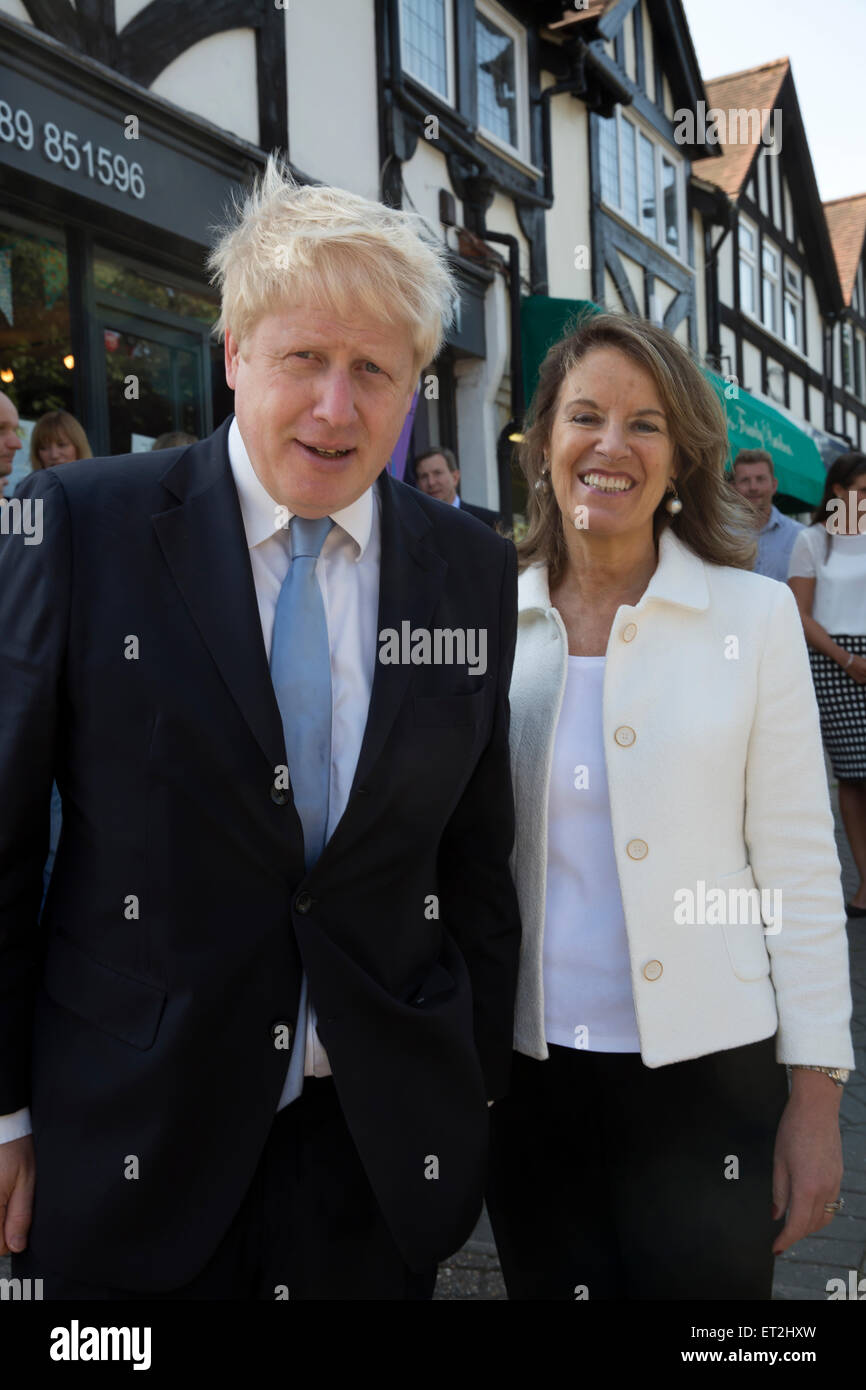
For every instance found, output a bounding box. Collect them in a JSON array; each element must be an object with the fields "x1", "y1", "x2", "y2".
[{"x1": 809, "y1": 635, "x2": 866, "y2": 780}]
